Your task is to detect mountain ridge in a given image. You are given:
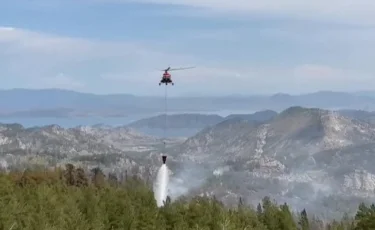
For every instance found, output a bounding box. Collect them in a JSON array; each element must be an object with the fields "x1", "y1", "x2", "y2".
[
  {"x1": 169, "y1": 107, "x2": 375, "y2": 210},
  {"x1": 1, "y1": 88, "x2": 375, "y2": 117},
  {"x1": 0, "y1": 106, "x2": 375, "y2": 218},
  {"x1": 126, "y1": 110, "x2": 278, "y2": 137}
]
